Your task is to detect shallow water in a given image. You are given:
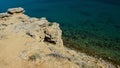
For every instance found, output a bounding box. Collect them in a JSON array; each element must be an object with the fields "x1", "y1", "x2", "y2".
[{"x1": 0, "y1": 0, "x2": 120, "y2": 65}]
